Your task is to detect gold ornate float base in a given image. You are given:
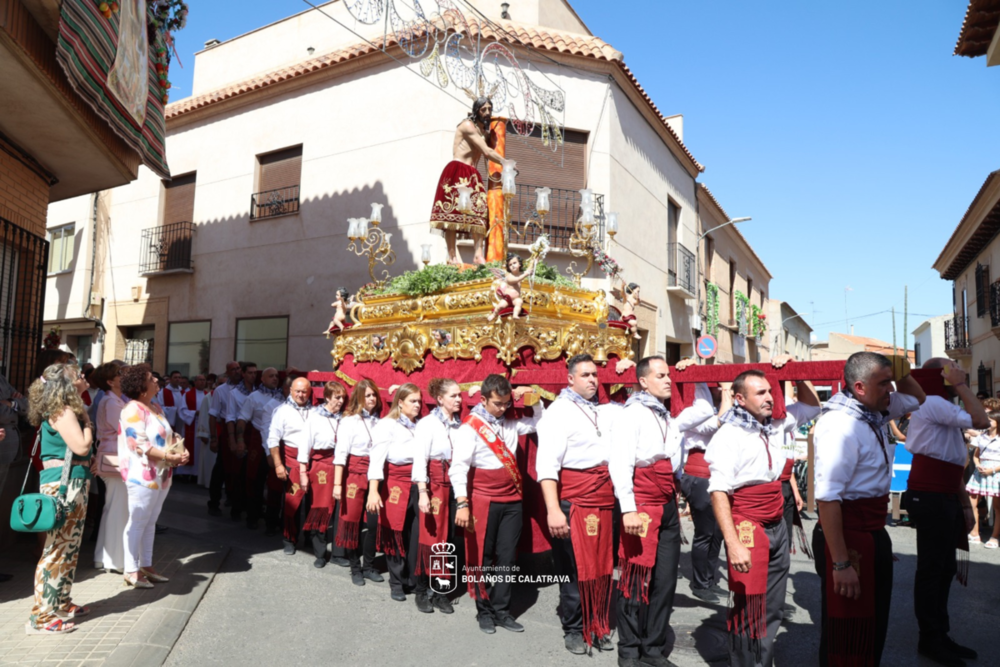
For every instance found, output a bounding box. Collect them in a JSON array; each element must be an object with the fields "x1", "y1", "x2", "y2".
[{"x1": 329, "y1": 279, "x2": 633, "y2": 374}]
